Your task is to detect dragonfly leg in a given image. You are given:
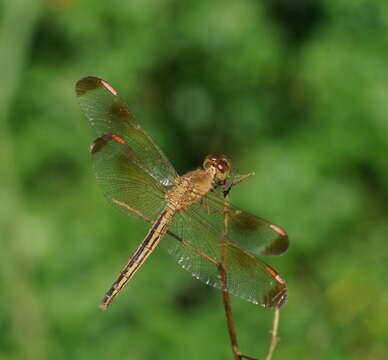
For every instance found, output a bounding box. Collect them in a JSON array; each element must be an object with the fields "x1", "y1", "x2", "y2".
[{"x1": 222, "y1": 172, "x2": 255, "y2": 197}]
